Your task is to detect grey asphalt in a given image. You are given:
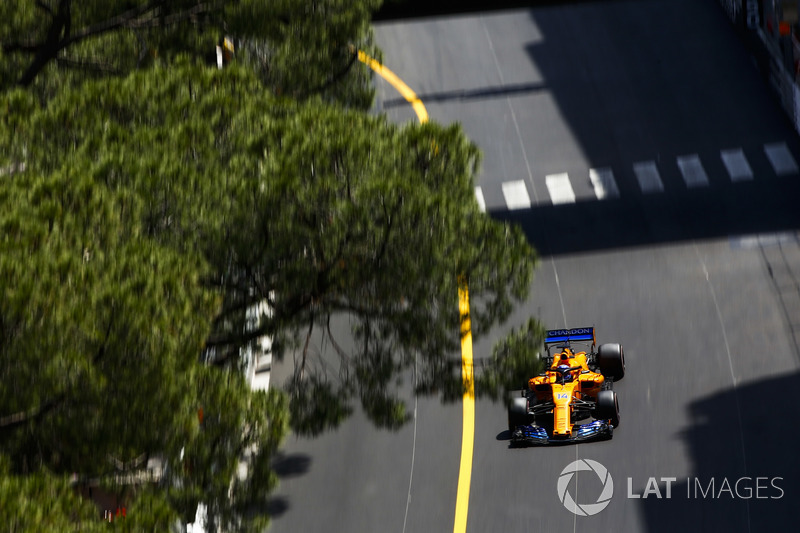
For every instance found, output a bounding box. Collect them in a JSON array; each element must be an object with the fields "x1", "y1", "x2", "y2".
[{"x1": 269, "y1": 1, "x2": 800, "y2": 532}]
